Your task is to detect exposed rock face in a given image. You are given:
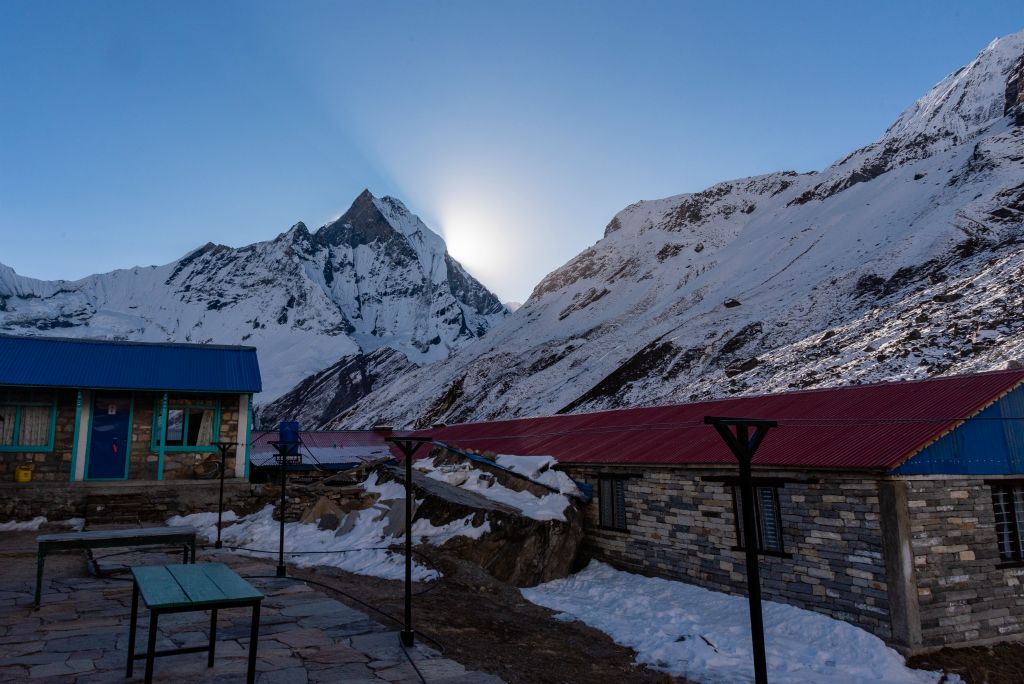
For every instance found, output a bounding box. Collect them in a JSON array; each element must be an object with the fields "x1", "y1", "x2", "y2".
[
  {"x1": 0, "y1": 190, "x2": 507, "y2": 403},
  {"x1": 333, "y1": 29, "x2": 1024, "y2": 428}
]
